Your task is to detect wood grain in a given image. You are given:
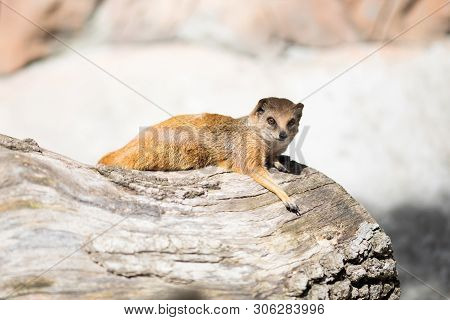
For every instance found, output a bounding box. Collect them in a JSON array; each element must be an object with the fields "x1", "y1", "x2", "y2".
[{"x1": 0, "y1": 134, "x2": 400, "y2": 299}]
